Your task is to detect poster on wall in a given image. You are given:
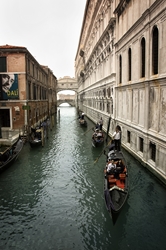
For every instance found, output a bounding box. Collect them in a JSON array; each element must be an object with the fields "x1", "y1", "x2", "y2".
[{"x1": 0, "y1": 73, "x2": 19, "y2": 100}]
